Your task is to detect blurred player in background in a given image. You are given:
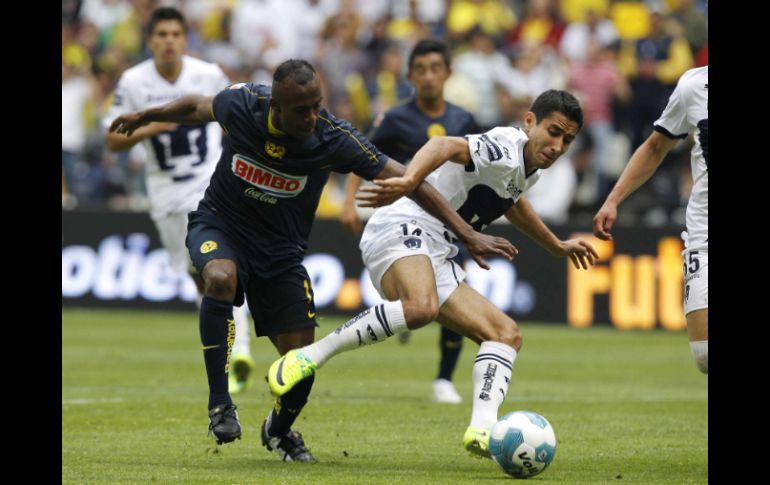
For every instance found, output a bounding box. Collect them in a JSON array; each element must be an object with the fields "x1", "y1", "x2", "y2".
[
  {"x1": 341, "y1": 39, "x2": 481, "y2": 404},
  {"x1": 109, "y1": 59, "x2": 515, "y2": 462},
  {"x1": 103, "y1": 7, "x2": 256, "y2": 393},
  {"x1": 269, "y1": 90, "x2": 597, "y2": 459},
  {"x1": 594, "y1": 66, "x2": 708, "y2": 374}
]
